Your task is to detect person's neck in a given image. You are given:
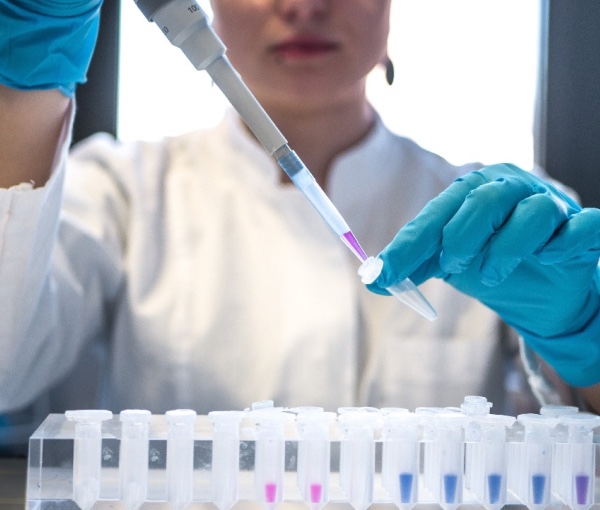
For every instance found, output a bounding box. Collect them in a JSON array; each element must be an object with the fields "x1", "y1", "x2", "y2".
[{"x1": 260, "y1": 96, "x2": 376, "y2": 189}]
